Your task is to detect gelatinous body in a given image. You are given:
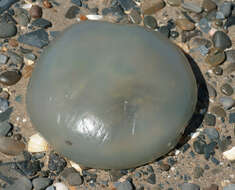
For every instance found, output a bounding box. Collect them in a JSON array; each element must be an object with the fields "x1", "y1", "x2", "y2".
[{"x1": 26, "y1": 21, "x2": 197, "y2": 169}]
